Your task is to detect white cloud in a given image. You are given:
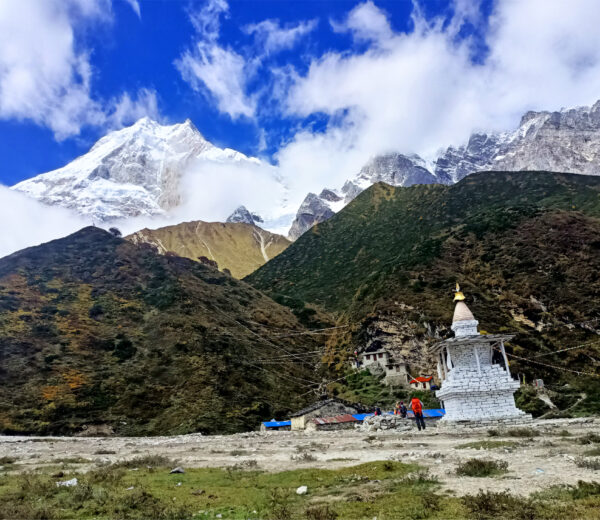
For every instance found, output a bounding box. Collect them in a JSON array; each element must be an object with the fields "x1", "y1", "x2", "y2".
[
  {"x1": 0, "y1": 186, "x2": 88, "y2": 258},
  {"x1": 0, "y1": 0, "x2": 154, "y2": 140},
  {"x1": 177, "y1": 0, "x2": 317, "y2": 119},
  {"x1": 275, "y1": 0, "x2": 600, "y2": 195},
  {"x1": 330, "y1": 1, "x2": 392, "y2": 45},
  {"x1": 108, "y1": 88, "x2": 159, "y2": 129},
  {"x1": 123, "y1": 0, "x2": 141, "y2": 18},
  {"x1": 176, "y1": 44, "x2": 256, "y2": 119},
  {"x1": 244, "y1": 18, "x2": 317, "y2": 54},
  {"x1": 175, "y1": 0, "x2": 255, "y2": 119}
]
